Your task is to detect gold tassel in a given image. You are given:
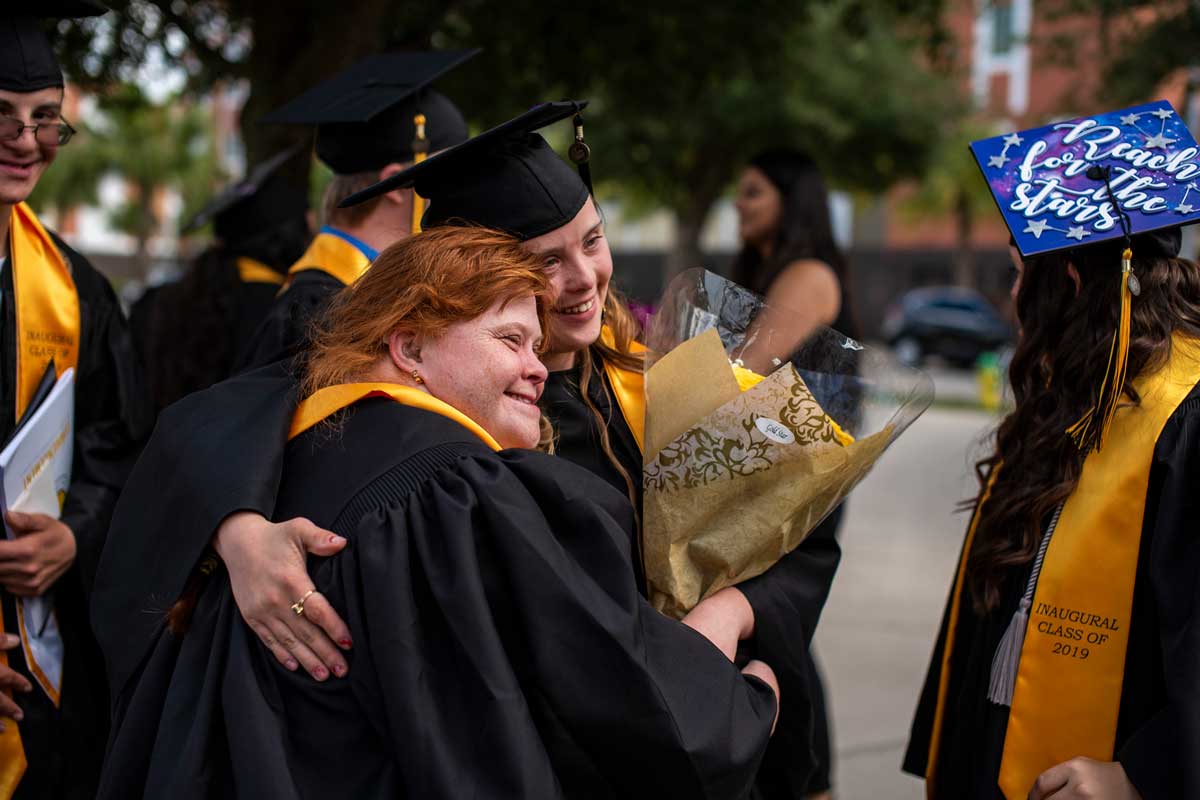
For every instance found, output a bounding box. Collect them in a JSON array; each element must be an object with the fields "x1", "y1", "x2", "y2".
[
  {"x1": 411, "y1": 113, "x2": 428, "y2": 234},
  {"x1": 1066, "y1": 247, "x2": 1133, "y2": 451}
]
